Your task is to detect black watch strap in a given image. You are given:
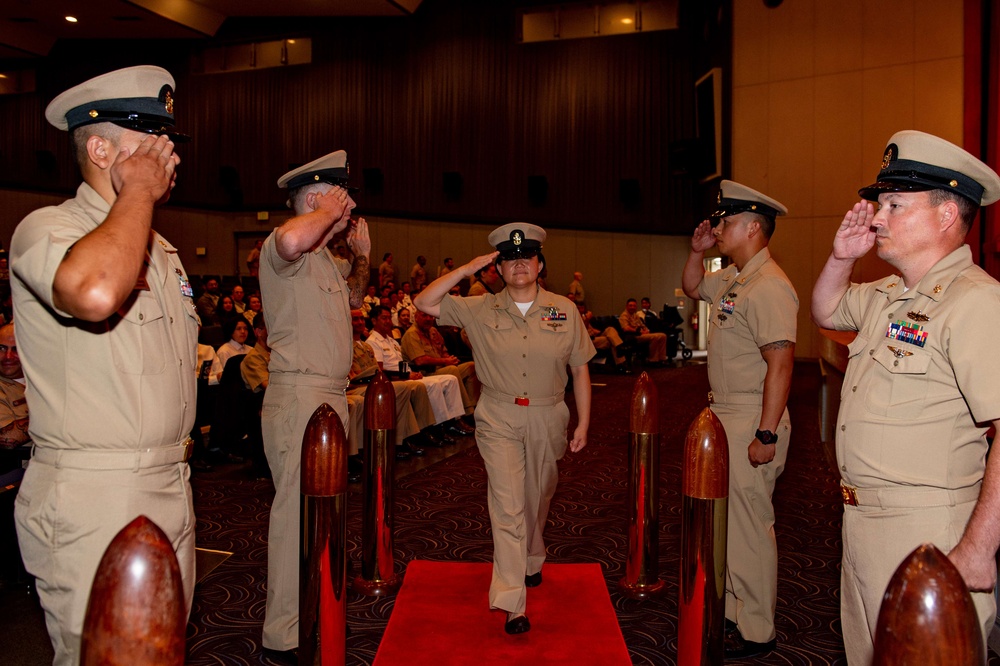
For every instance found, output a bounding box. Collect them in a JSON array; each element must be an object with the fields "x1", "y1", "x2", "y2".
[{"x1": 755, "y1": 429, "x2": 777, "y2": 445}]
